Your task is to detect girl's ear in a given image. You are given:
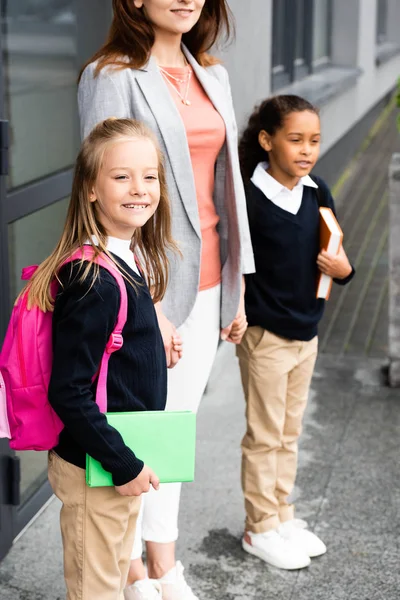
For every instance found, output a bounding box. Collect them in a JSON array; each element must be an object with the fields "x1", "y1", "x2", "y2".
[
  {"x1": 258, "y1": 130, "x2": 272, "y2": 152},
  {"x1": 134, "y1": 0, "x2": 144, "y2": 7},
  {"x1": 89, "y1": 188, "x2": 97, "y2": 203}
]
